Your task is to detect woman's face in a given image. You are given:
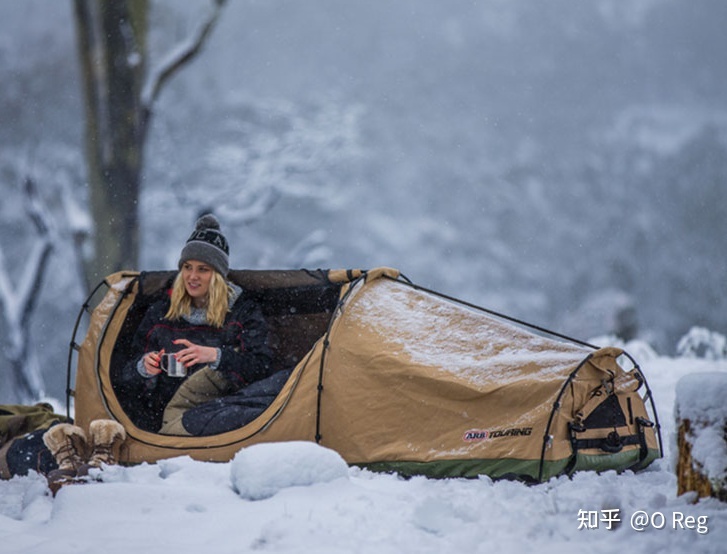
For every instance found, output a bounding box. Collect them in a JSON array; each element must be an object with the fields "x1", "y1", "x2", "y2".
[{"x1": 181, "y1": 260, "x2": 214, "y2": 306}]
